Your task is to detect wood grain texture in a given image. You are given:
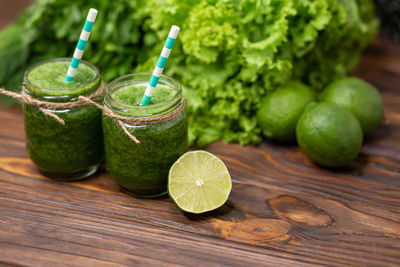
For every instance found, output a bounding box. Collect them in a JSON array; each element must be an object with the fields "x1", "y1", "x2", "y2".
[
  {"x1": 0, "y1": 4, "x2": 399, "y2": 263},
  {"x1": 0, "y1": 0, "x2": 32, "y2": 29}
]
